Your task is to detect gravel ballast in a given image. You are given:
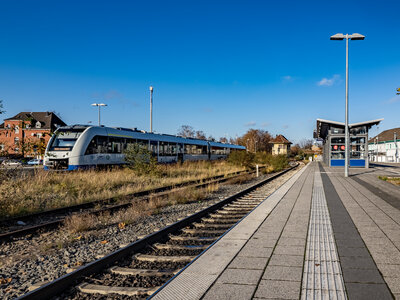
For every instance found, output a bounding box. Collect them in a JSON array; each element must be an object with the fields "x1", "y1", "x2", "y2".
[{"x1": 0, "y1": 167, "x2": 300, "y2": 299}]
